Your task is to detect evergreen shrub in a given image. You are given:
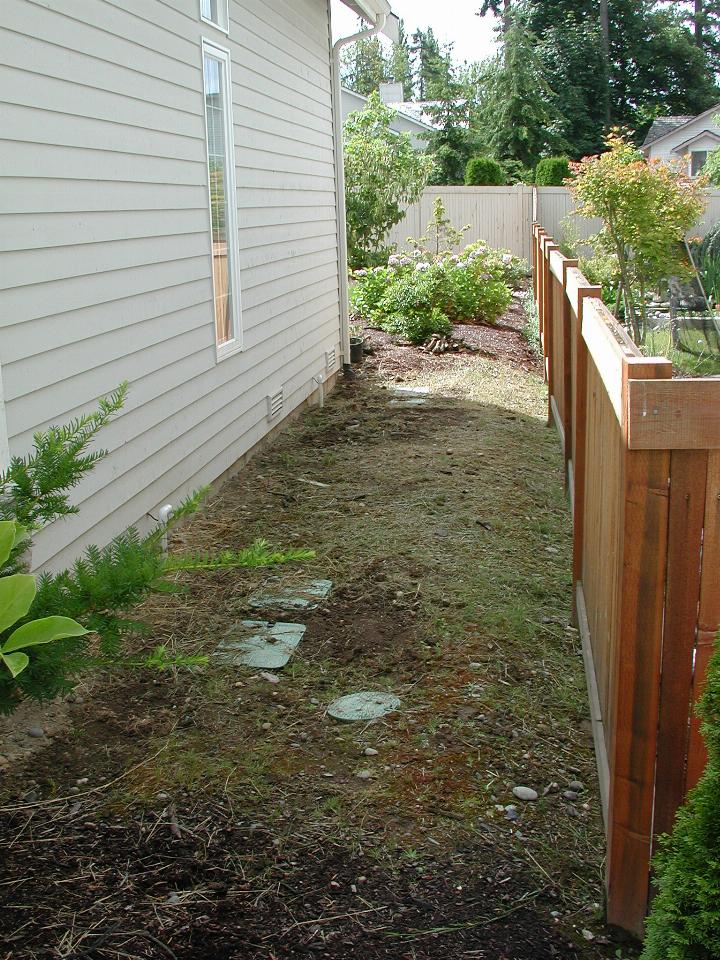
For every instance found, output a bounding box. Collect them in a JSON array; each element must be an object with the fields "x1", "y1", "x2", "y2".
[
  {"x1": 465, "y1": 156, "x2": 506, "y2": 186},
  {"x1": 534, "y1": 156, "x2": 571, "y2": 186}
]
